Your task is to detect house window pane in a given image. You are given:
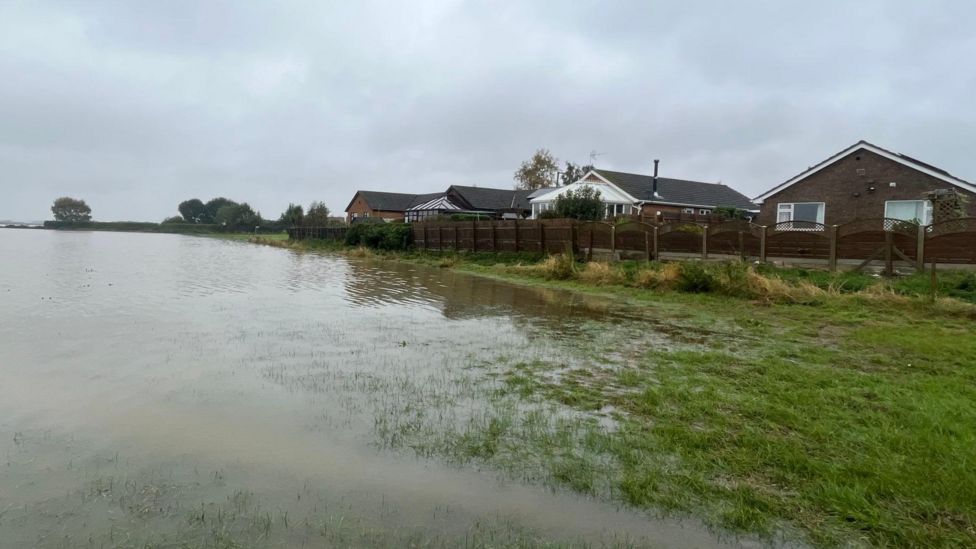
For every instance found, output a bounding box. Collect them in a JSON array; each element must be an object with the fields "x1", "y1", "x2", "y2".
[
  {"x1": 793, "y1": 203, "x2": 821, "y2": 223},
  {"x1": 777, "y1": 202, "x2": 824, "y2": 230},
  {"x1": 886, "y1": 200, "x2": 931, "y2": 224}
]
